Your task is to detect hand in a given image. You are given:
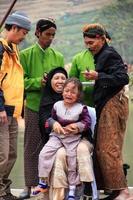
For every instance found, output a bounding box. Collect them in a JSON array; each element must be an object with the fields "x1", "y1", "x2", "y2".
[
  {"x1": 41, "y1": 72, "x2": 48, "y2": 86},
  {"x1": 41, "y1": 78, "x2": 46, "y2": 86},
  {"x1": 0, "y1": 110, "x2": 8, "y2": 124},
  {"x1": 82, "y1": 70, "x2": 98, "y2": 80},
  {"x1": 64, "y1": 123, "x2": 79, "y2": 135},
  {"x1": 53, "y1": 121, "x2": 66, "y2": 135}
]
